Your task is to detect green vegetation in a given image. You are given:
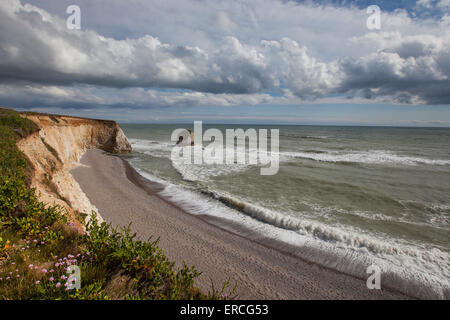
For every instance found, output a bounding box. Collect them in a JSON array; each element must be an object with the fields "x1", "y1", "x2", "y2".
[
  {"x1": 0, "y1": 108, "x2": 38, "y2": 138},
  {"x1": 0, "y1": 108, "x2": 237, "y2": 300},
  {"x1": 40, "y1": 137, "x2": 61, "y2": 163},
  {"x1": 49, "y1": 116, "x2": 60, "y2": 124}
]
